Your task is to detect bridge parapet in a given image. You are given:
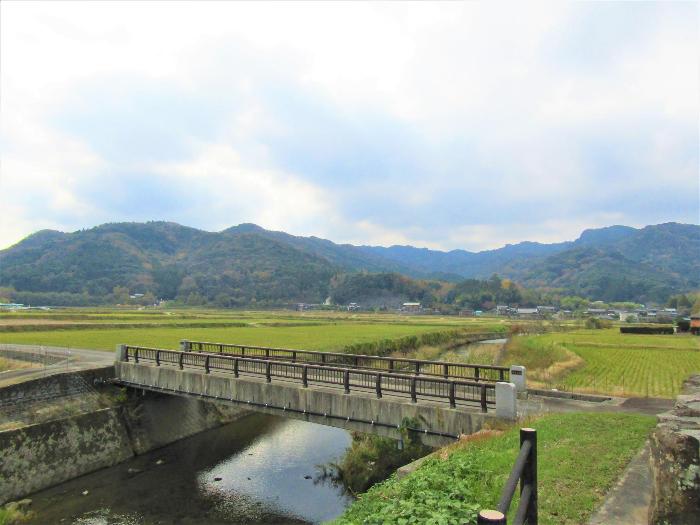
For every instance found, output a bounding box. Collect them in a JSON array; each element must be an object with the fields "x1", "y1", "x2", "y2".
[{"x1": 180, "y1": 333, "x2": 514, "y2": 384}]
